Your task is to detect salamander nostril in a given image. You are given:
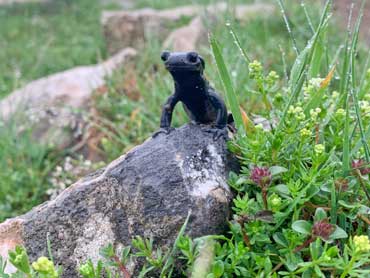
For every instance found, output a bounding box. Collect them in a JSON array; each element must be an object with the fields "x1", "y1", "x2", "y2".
[
  {"x1": 161, "y1": 51, "x2": 170, "y2": 62},
  {"x1": 187, "y1": 52, "x2": 198, "y2": 63}
]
